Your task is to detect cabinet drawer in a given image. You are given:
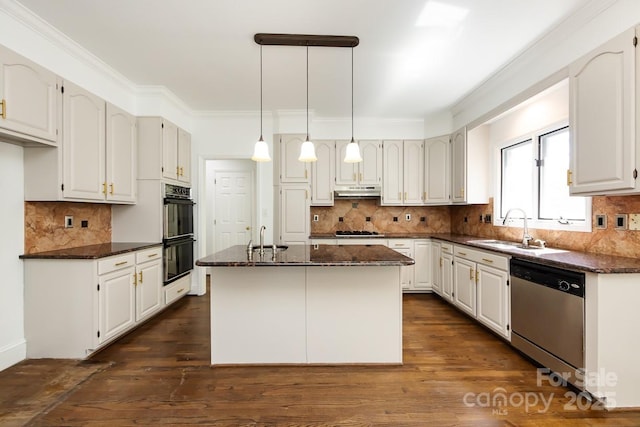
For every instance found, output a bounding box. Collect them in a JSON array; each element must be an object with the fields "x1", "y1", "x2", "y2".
[
  {"x1": 165, "y1": 275, "x2": 190, "y2": 305},
  {"x1": 454, "y1": 245, "x2": 509, "y2": 270},
  {"x1": 440, "y1": 242, "x2": 453, "y2": 254},
  {"x1": 388, "y1": 239, "x2": 413, "y2": 249},
  {"x1": 98, "y1": 253, "x2": 136, "y2": 275},
  {"x1": 136, "y1": 247, "x2": 162, "y2": 264}
]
